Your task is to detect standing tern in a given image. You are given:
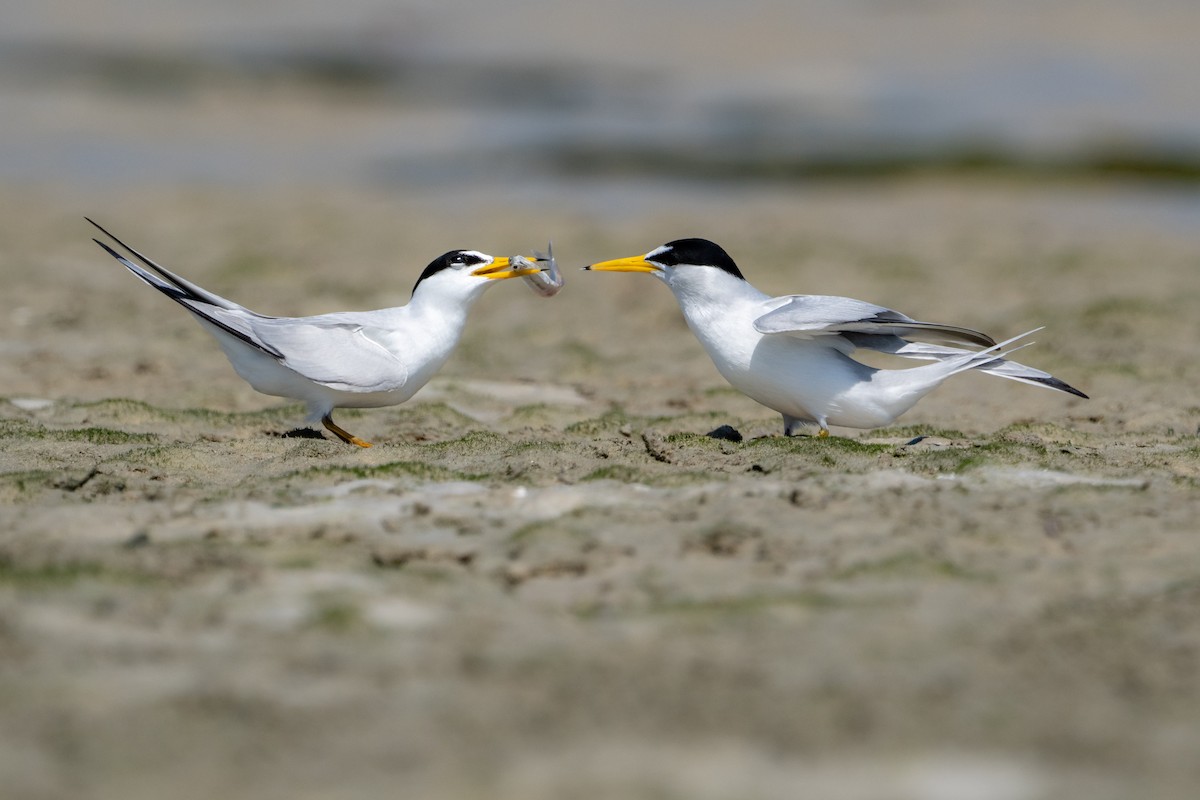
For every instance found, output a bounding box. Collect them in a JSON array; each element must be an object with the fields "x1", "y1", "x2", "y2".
[
  {"x1": 586, "y1": 238, "x2": 1087, "y2": 436},
  {"x1": 88, "y1": 219, "x2": 541, "y2": 447}
]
